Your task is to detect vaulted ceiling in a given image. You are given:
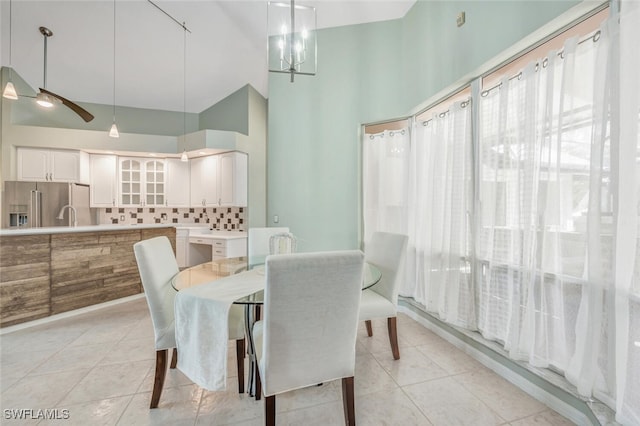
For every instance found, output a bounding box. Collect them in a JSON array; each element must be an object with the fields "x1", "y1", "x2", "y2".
[{"x1": 1, "y1": 1, "x2": 415, "y2": 113}]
